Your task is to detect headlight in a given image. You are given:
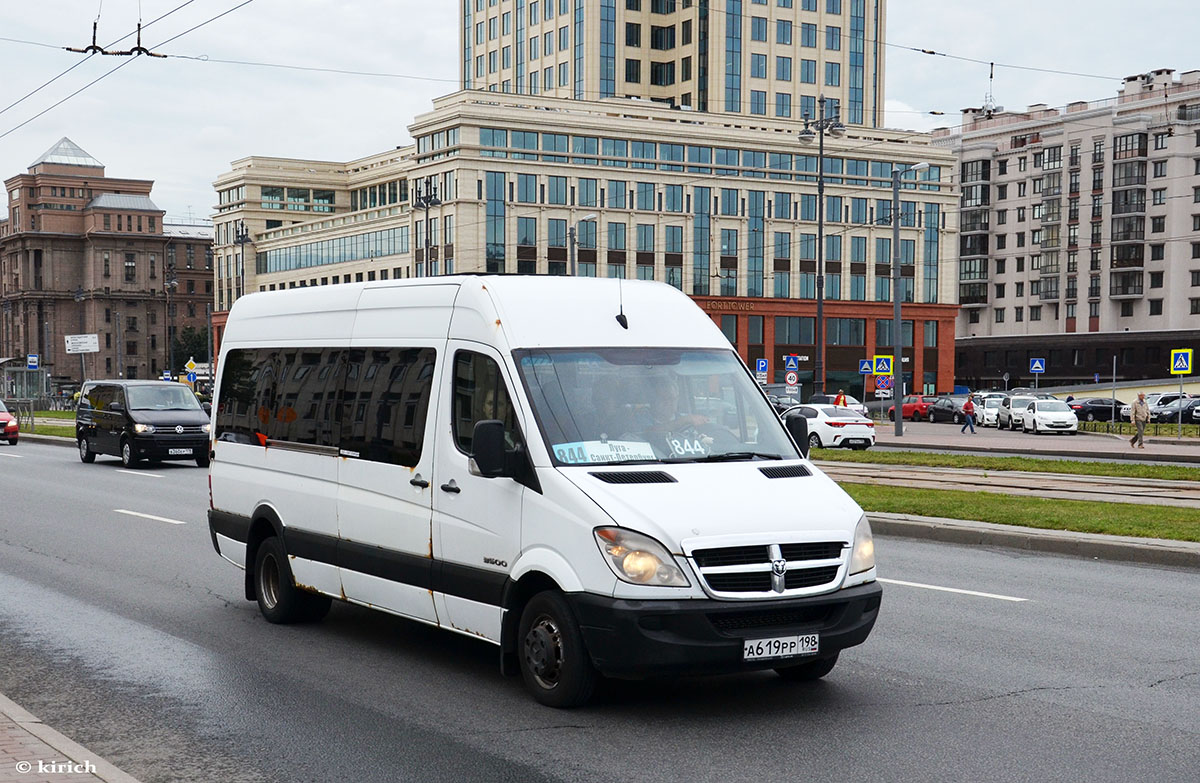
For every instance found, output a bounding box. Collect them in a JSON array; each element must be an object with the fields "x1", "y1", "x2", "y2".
[
  {"x1": 133, "y1": 423, "x2": 156, "y2": 434},
  {"x1": 594, "y1": 527, "x2": 690, "y2": 587},
  {"x1": 201, "y1": 423, "x2": 211, "y2": 433},
  {"x1": 850, "y1": 515, "x2": 875, "y2": 575}
]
